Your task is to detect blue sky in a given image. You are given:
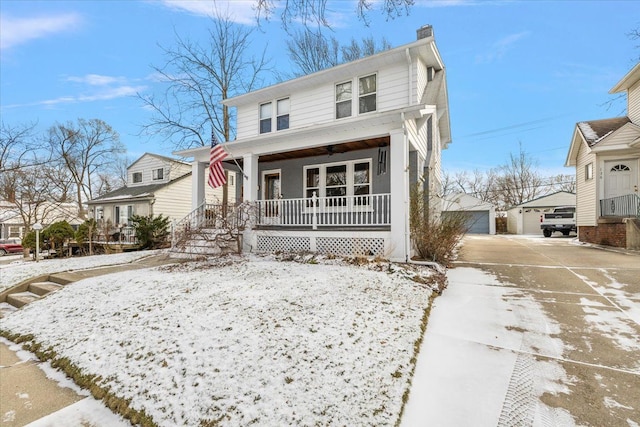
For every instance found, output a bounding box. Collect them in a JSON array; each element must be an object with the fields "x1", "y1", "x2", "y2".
[{"x1": 1, "y1": 0, "x2": 639, "y2": 176}]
